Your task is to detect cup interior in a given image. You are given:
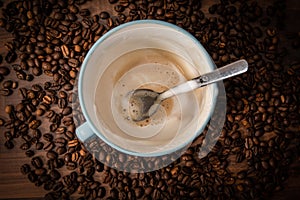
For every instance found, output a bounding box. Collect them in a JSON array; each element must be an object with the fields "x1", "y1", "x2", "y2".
[{"x1": 79, "y1": 20, "x2": 217, "y2": 156}]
